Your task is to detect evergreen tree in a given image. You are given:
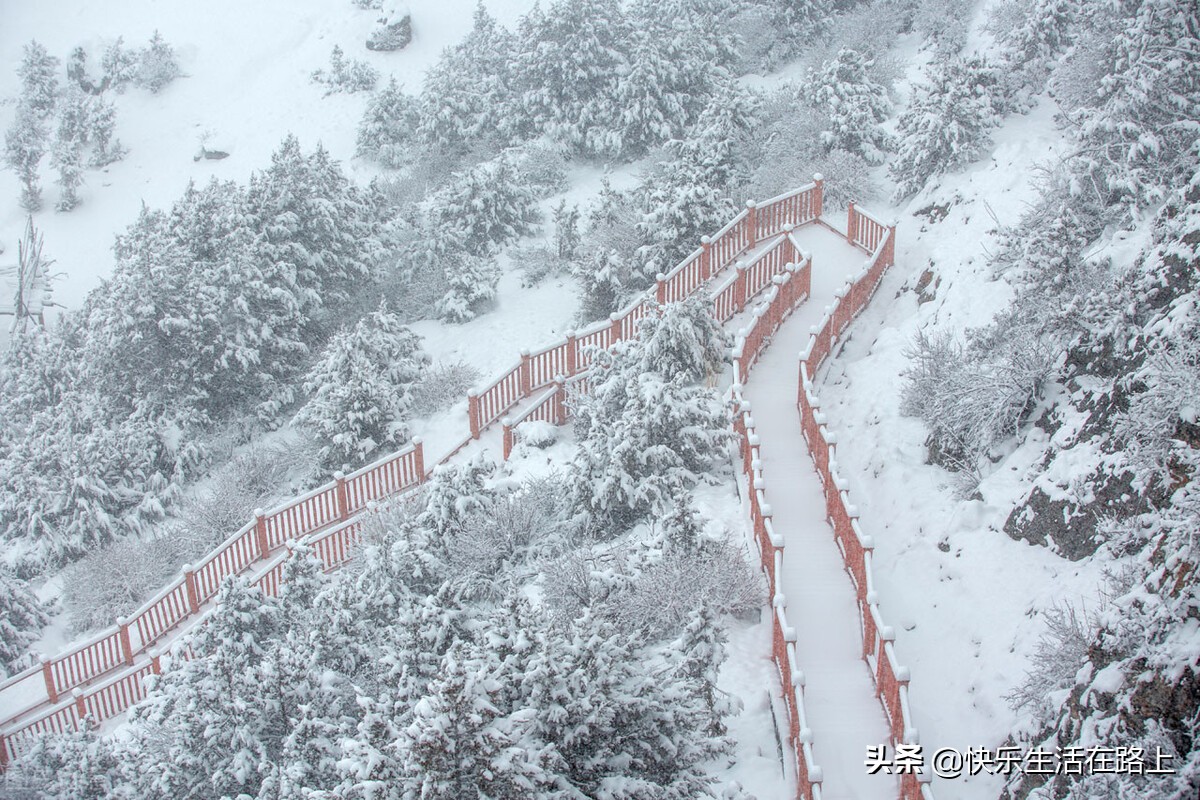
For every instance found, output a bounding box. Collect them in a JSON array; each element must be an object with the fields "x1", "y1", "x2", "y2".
[
  {"x1": 356, "y1": 76, "x2": 419, "y2": 167},
  {"x1": 0, "y1": 568, "x2": 49, "y2": 676},
  {"x1": 134, "y1": 30, "x2": 181, "y2": 93},
  {"x1": 890, "y1": 57, "x2": 1006, "y2": 199},
  {"x1": 427, "y1": 154, "x2": 540, "y2": 257},
  {"x1": 803, "y1": 48, "x2": 893, "y2": 163},
  {"x1": 434, "y1": 249, "x2": 502, "y2": 323},
  {"x1": 4, "y1": 103, "x2": 48, "y2": 212},
  {"x1": 51, "y1": 87, "x2": 89, "y2": 211},
  {"x1": 17, "y1": 40, "x2": 60, "y2": 120},
  {"x1": 570, "y1": 297, "x2": 730, "y2": 532},
  {"x1": 295, "y1": 302, "x2": 429, "y2": 468},
  {"x1": 417, "y1": 3, "x2": 520, "y2": 151}
]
